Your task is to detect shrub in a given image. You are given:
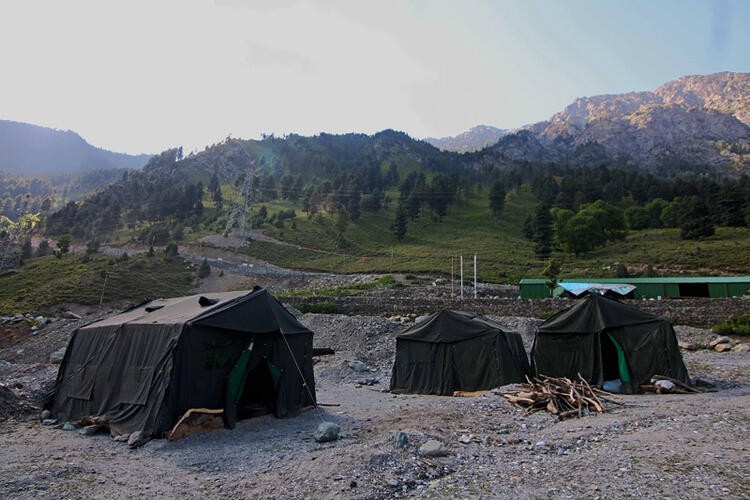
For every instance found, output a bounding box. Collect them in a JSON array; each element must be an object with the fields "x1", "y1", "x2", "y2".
[
  {"x1": 377, "y1": 275, "x2": 398, "y2": 286},
  {"x1": 198, "y1": 258, "x2": 211, "y2": 278},
  {"x1": 713, "y1": 314, "x2": 750, "y2": 336}
]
